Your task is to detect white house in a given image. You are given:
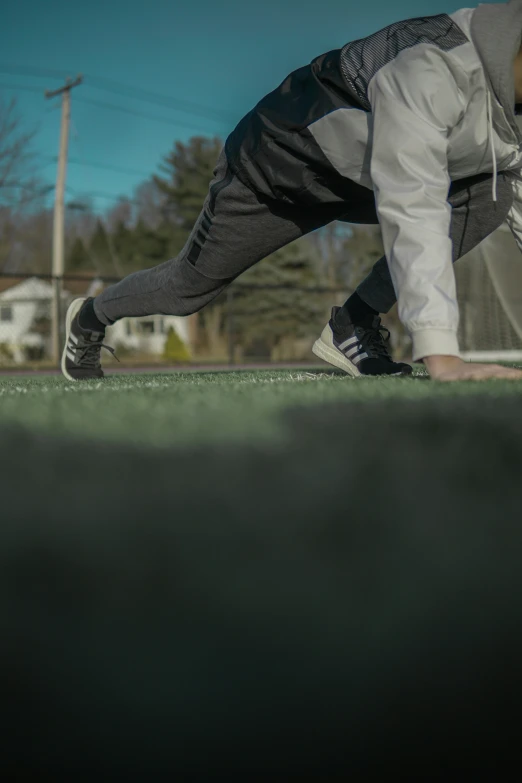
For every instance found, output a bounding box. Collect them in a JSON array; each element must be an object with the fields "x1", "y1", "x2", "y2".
[
  {"x1": 0, "y1": 277, "x2": 57, "y2": 363},
  {"x1": 82, "y1": 279, "x2": 191, "y2": 357},
  {"x1": 107, "y1": 314, "x2": 191, "y2": 356},
  {"x1": 0, "y1": 277, "x2": 190, "y2": 364}
]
